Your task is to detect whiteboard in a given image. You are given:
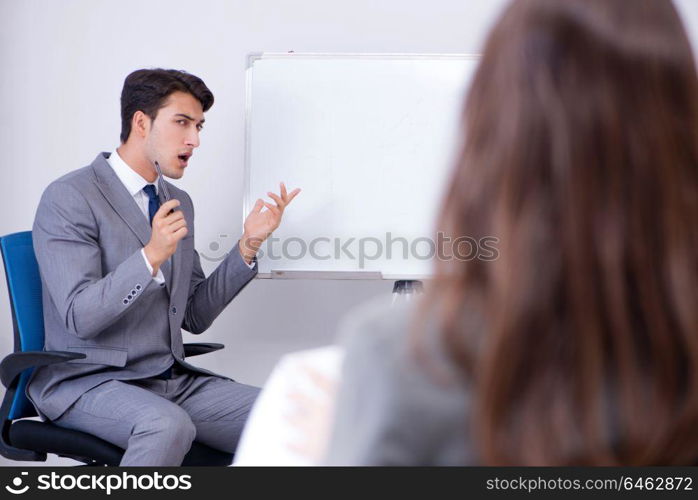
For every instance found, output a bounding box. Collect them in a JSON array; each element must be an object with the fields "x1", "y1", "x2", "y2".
[{"x1": 244, "y1": 53, "x2": 479, "y2": 279}]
